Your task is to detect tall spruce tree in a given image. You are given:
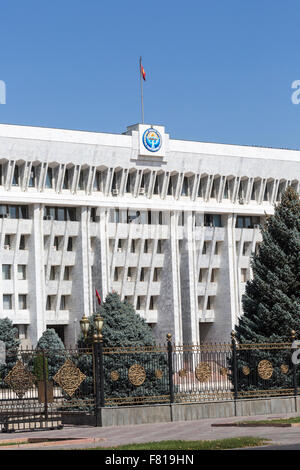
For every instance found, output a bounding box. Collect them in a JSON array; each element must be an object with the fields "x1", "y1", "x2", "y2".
[
  {"x1": 236, "y1": 186, "x2": 300, "y2": 342},
  {"x1": 0, "y1": 318, "x2": 20, "y2": 383},
  {"x1": 234, "y1": 186, "x2": 300, "y2": 392},
  {"x1": 77, "y1": 292, "x2": 169, "y2": 403}
]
